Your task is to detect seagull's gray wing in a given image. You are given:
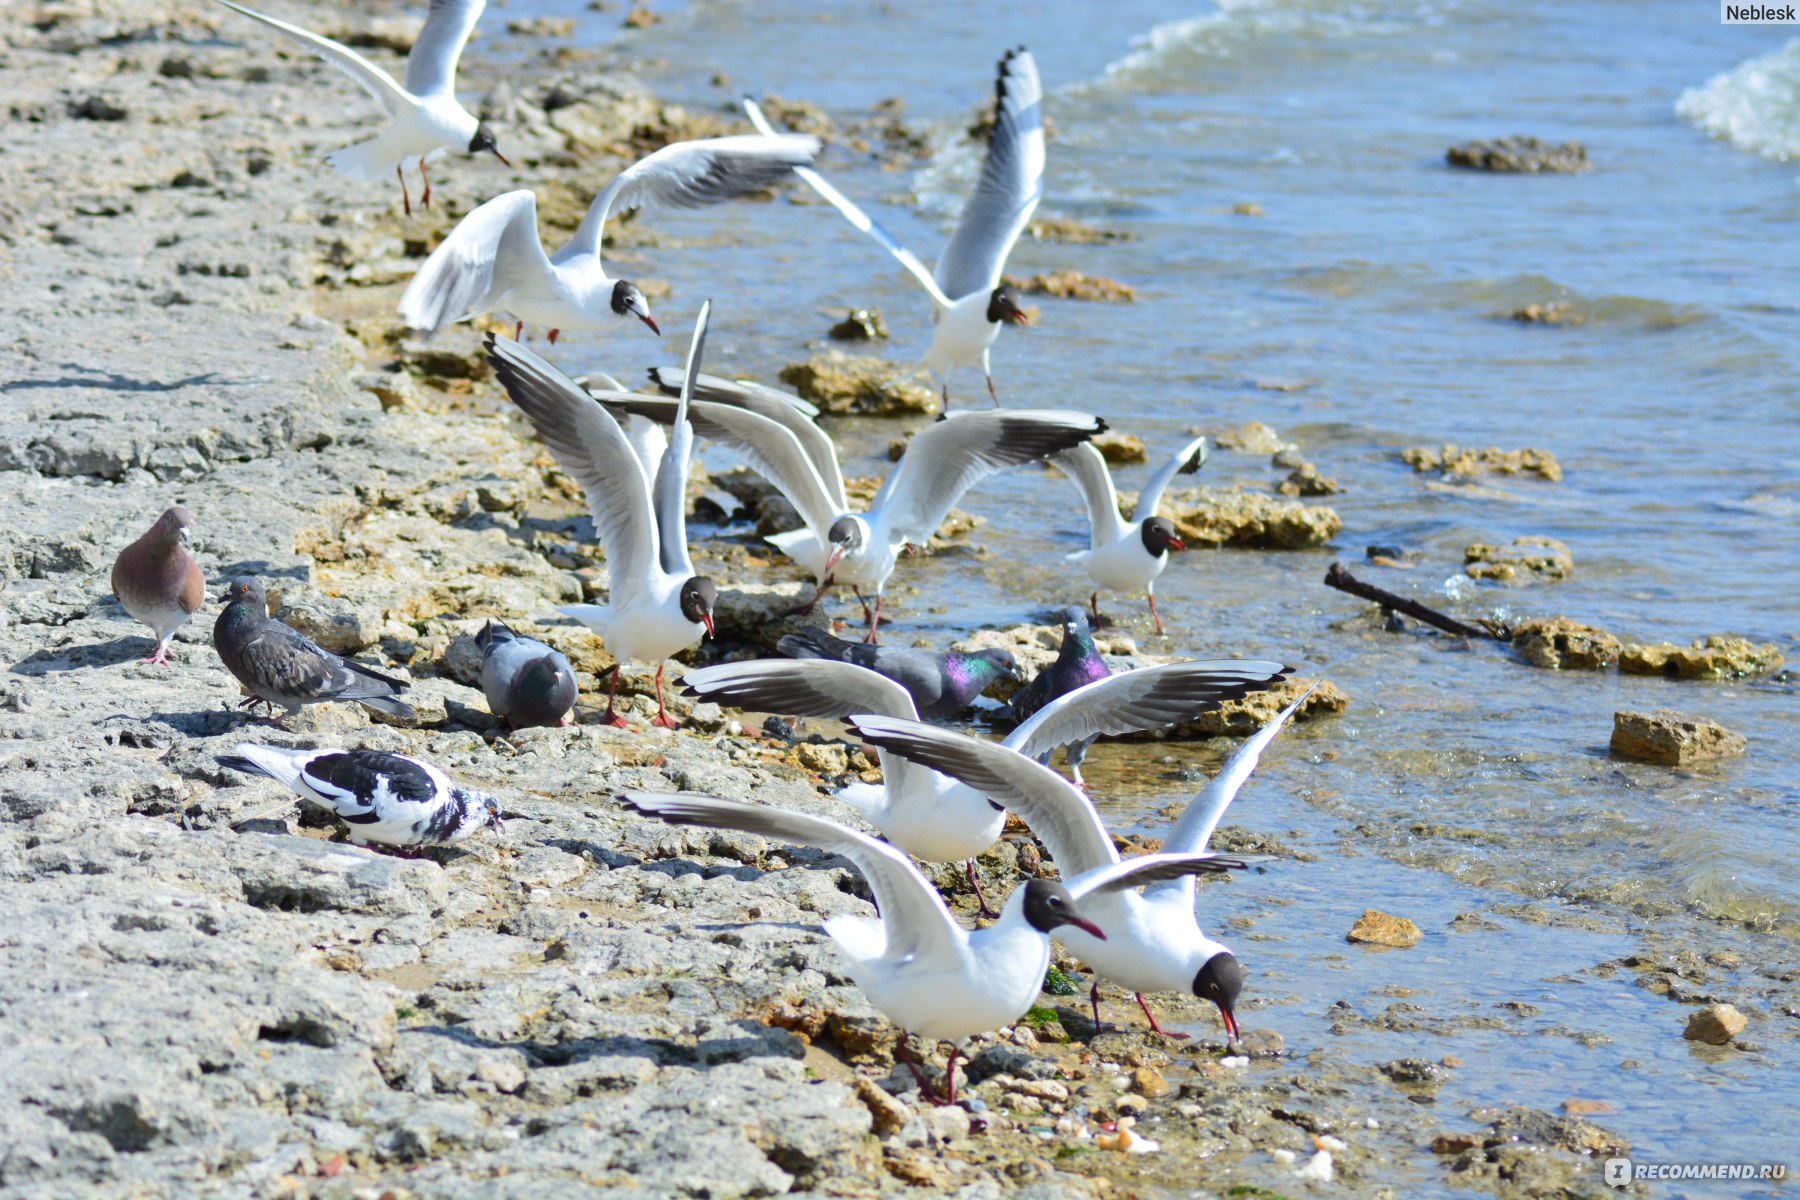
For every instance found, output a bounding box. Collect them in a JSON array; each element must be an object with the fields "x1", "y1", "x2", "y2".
[
  {"x1": 1004, "y1": 659, "x2": 1293, "y2": 760},
  {"x1": 934, "y1": 48, "x2": 1045, "y2": 301},
  {"x1": 213, "y1": 0, "x2": 410, "y2": 115},
  {"x1": 649, "y1": 368, "x2": 820, "y2": 418},
  {"x1": 620, "y1": 792, "x2": 966, "y2": 965},
  {"x1": 403, "y1": 0, "x2": 483, "y2": 98},
  {"x1": 1163, "y1": 685, "x2": 1315, "y2": 857},
  {"x1": 871, "y1": 409, "x2": 1103, "y2": 546},
  {"x1": 682, "y1": 658, "x2": 919, "y2": 721},
  {"x1": 1069, "y1": 852, "x2": 1254, "y2": 901},
  {"x1": 652, "y1": 301, "x2": 709, "y2": 577},
  {"x1": 398, "y1": 190, "x2": 551, "y2": 334},
  {"x1": 485, "y1": 336, "x2": 658, "y2": 611},
  {"x1": 1135, "y1": 434, "x2": 1209, "y2": 520},
  {"x1": 847, "y1": 715, "x2": 1118, "y2": 878},
  {"x1": 648, "y1": 368, "x2": 843, "y2": 508},
  {"x1": 1051, "y1": 442, "x2": 1128, "y2": 546}
]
